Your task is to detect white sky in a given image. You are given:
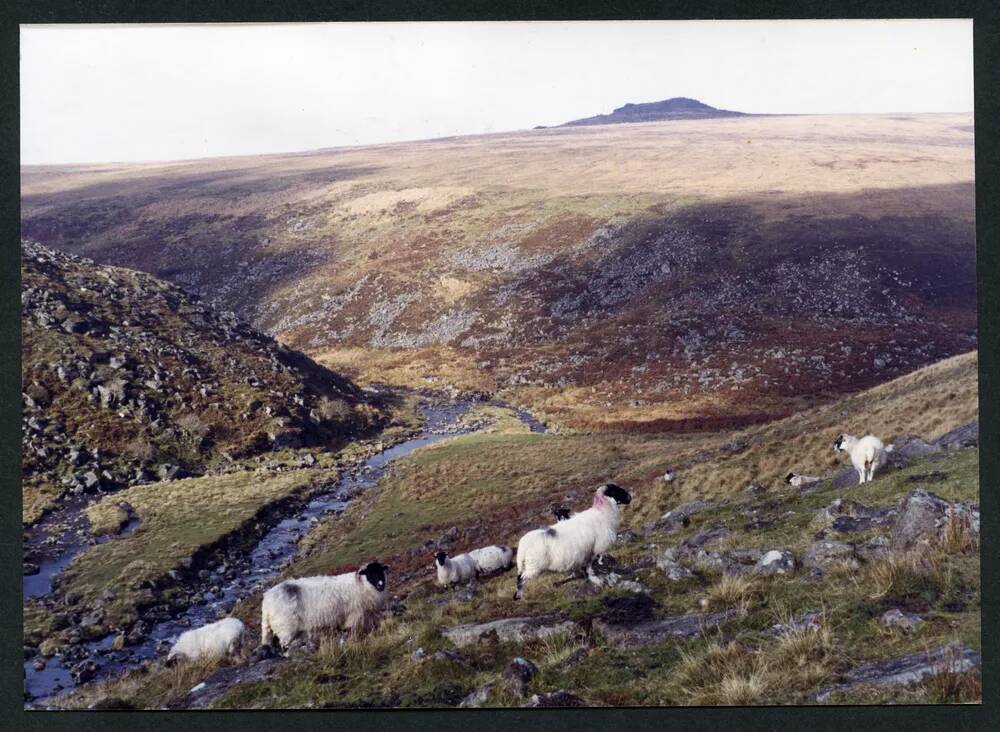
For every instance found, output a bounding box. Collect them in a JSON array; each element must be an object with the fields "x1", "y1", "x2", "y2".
[{"x1": 20, "y1": 20, "x2": 974, "y2": 165}]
